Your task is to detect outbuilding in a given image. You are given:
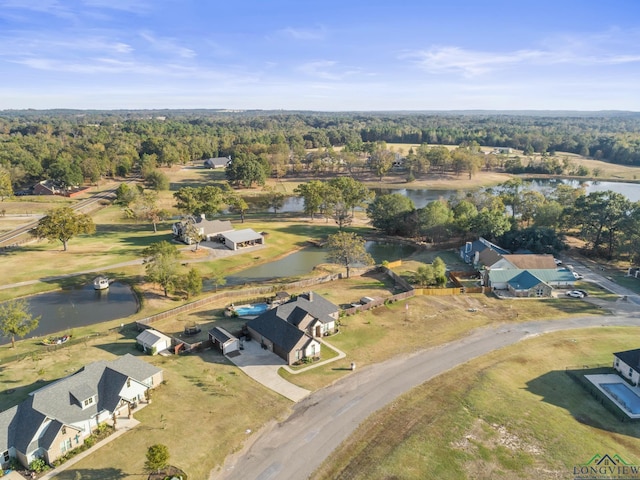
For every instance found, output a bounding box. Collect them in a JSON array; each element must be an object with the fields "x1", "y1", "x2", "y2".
[
  {"x1": 220, "y1": 229, "x2": 264, "y2": 250},
  {"x1": 136, "y1": 329, "x2": 172, "y2": 355},
  {"x1": 208, "y1": 327, "x2": 240, "y2": 355}
]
